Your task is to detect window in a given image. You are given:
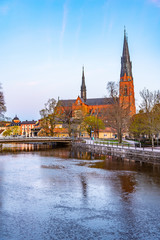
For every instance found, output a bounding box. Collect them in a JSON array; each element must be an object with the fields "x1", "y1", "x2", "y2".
[{"x1": 124, "y1": 85, "x2": 128, "y2": 96}]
